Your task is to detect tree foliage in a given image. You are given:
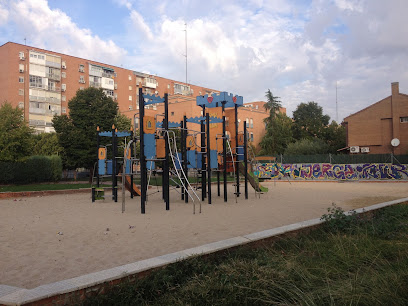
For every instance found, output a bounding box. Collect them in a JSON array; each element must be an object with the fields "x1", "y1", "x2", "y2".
[
  {"x1": 0, "y1": 102, "x2": 34, "y2": 161},
  {"x1": 263, "y1": 89, "x2": 282, "y2": 120},
  {"x1": 284, "y1": 138, "x2": 330, "y2": 155},
  {"x1": 292, "y1": 102, "x2": 330, "y2": 140},
  {"x1": 52, "y1": 88, "x2": 119, "y2": 170},
  {"x1": 259, "y1": 113, "x2": 293, "y2": 155},
  {"x1": 321, "y1": 121, "x2": 346, "y2": 153},
  {"x1": 32, "y1": 133, "x2": 63, "y2": 156}
]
